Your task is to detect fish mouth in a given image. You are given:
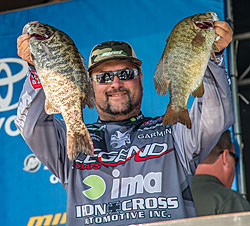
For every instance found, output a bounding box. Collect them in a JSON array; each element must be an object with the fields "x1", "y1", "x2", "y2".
[
  {"x1": 194, "y1": 21, "x2": 214, "y2": 29},
  {"x1": 30, "y1": 33, "x2": 48, "y2": 40}
]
